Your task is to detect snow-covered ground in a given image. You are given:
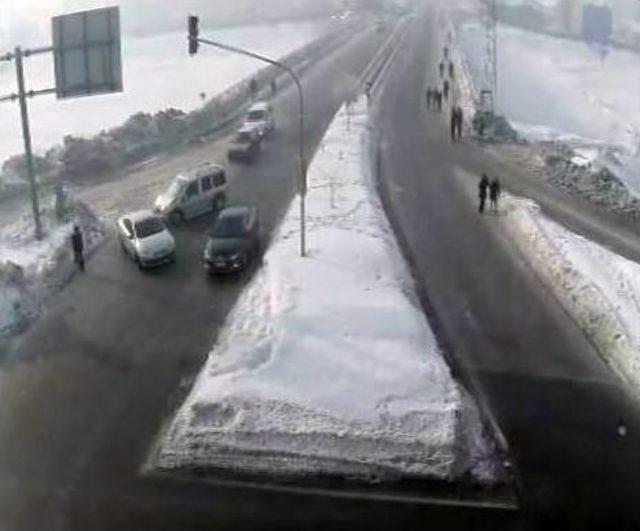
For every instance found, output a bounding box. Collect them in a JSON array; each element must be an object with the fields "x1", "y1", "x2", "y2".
[
  {"x1": 458, "y1": 22, "x2": 640, "y2": 197},
  {"x1": 0, "y1": 198, "x2": 104, "y2": 338},
  {"x1": 0, "y1": 21, "x2": 328, "y2": 164},
  {"x1": 155, "y1": 98, "x2": 500, "y2": 482},
  {"x1": 502, "y1": 195, "x2": 640, "y2": 396}
]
